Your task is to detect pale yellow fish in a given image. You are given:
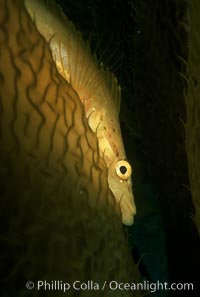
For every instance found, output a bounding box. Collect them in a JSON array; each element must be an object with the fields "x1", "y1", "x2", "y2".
[{"x1": 25, "y1": 0, "x2": 136, "y2": 225}]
